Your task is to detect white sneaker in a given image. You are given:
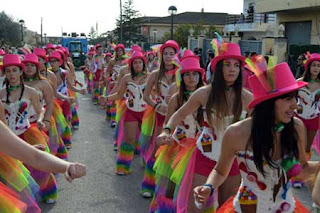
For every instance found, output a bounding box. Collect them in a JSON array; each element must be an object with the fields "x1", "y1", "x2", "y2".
[
  {"x1": 142, "y1": 192, "x2": 152, "y2": 198},
  {"x1": 45, "y1": 199, "x2": 56, "y2": 204},
  {"x1": 292, "y1": 182, "x2": 303, "y2": 188},
  {"x1": 116, "y1": 171, "x2": 125, "y2": 176}
]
